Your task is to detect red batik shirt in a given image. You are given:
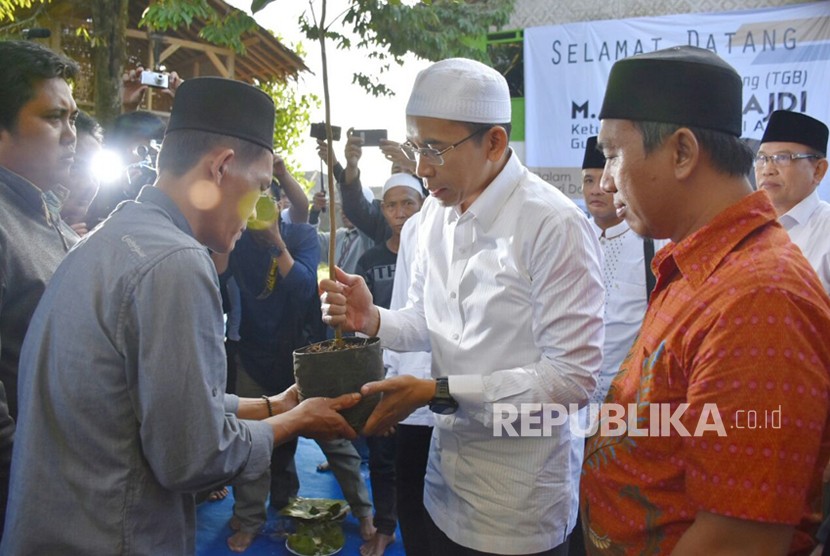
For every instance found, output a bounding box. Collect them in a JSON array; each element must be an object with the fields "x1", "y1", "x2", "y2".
[{"x1": 581, "y1": 191, "x2": 830, "y2": 555}]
